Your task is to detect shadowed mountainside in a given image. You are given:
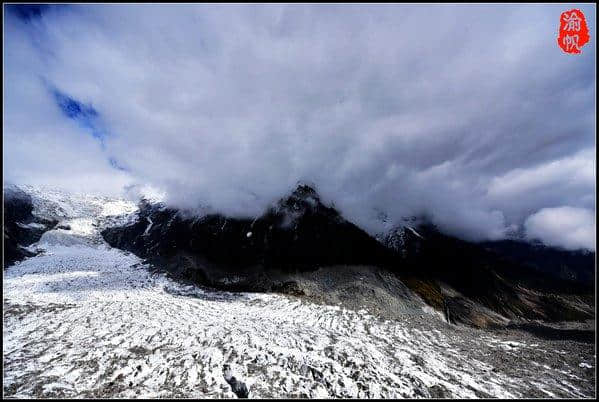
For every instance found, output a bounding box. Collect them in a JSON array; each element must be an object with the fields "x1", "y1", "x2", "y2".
[
  {"x1": 3, "y1": 186, "x2": 56, "y2": 267},
  {"x1": 102, "y1": 185, "x2": 398, "y2": 289},
  {"x1": 100, "y1": 185, "x2": 594, "y2": 328},
  {"x1": 479, "y1": 239, "x2": 594, "y2": 285},
  {"x1": 387, "y1": 223, "x2": 594, "y2": 327}
]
